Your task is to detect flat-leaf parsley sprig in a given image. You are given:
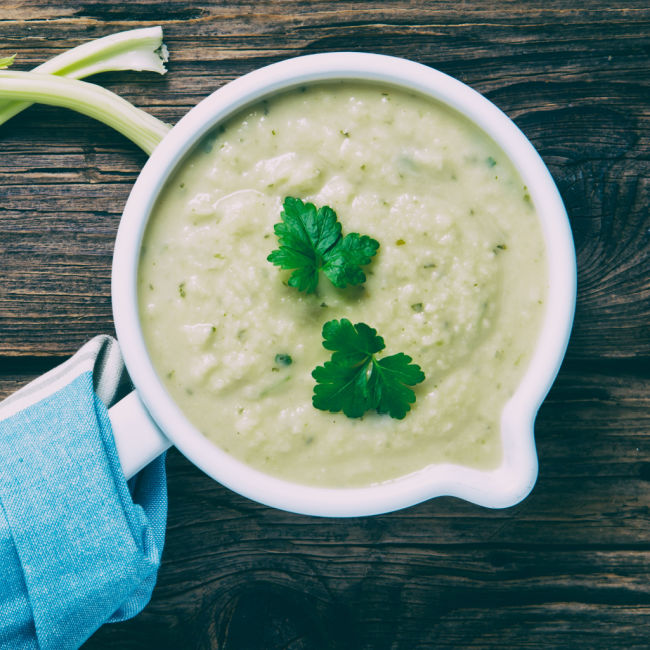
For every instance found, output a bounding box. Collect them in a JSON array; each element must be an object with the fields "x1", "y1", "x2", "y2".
[
  {"x1": 312, "y1": 319, "x2": 425, "y2": 420},
  {"x1": 267, "y1": 197, "x2": 379, "y2": 293}
]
